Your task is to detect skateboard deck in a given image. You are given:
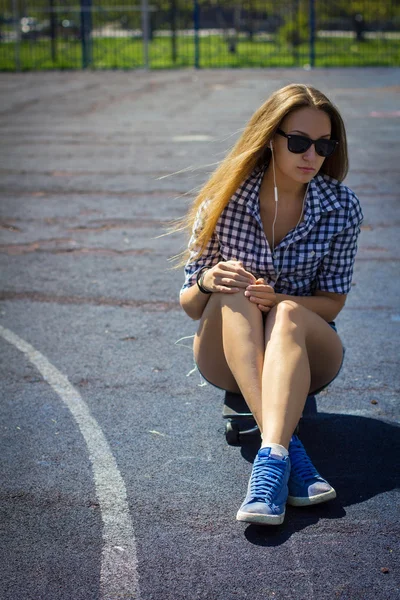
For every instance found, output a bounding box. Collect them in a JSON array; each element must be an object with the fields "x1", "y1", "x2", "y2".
[{"x1": 223, "y1": 391, "x2": 317, "y2": 446}]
